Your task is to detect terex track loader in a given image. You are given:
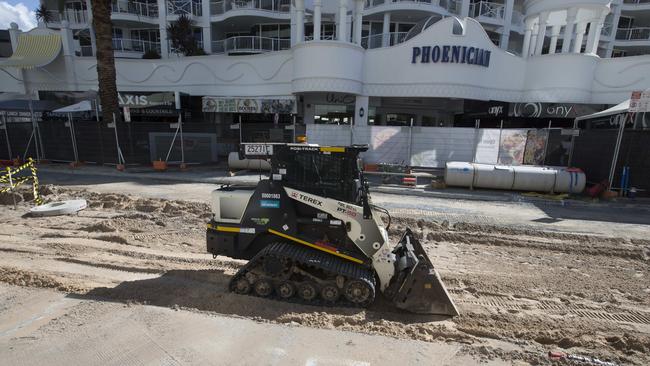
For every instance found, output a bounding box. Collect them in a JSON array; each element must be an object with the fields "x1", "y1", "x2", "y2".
[{"x1": 206, "y1": 143, "x2": 458, "y2": 316}]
